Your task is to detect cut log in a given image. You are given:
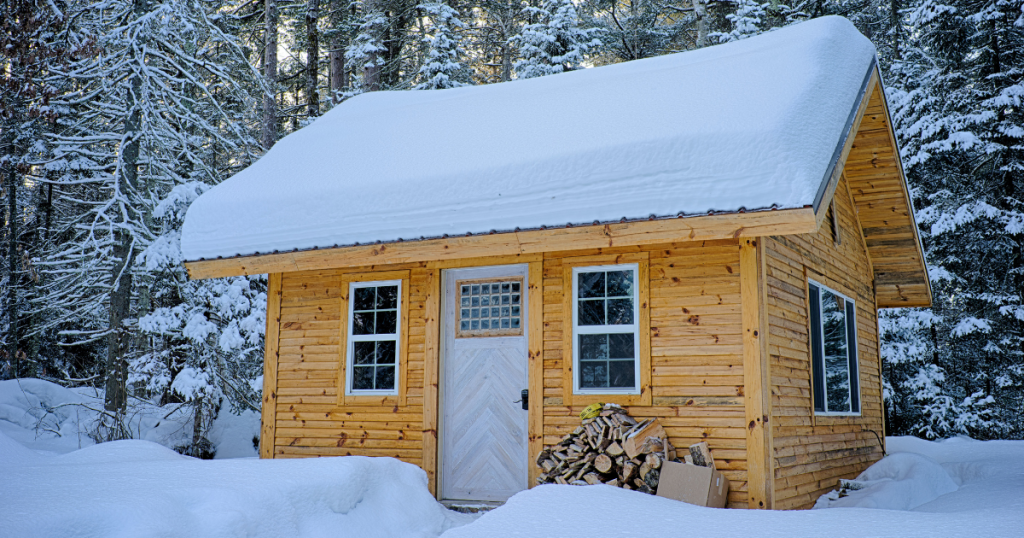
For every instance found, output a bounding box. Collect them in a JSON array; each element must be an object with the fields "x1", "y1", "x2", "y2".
[
  {"x1": 594, "y1": 454, "x2": 613, "y2": 473},
  {"x1": 624, "y1": 419, "x2": 667, "y2": 459},
  {"x1": 622, "y1": 461, "x2": 637, "y2": 481},
  {"x1": 606, "y1": 442, "x2": 624, "y2": 456},
  {"x1": 583, "y1": 473, "x2": 602, "y2": 485},
  {"x1": 646, "y1": 453, "x2": 662, "y2": 469},
  {"x1": 689, "y1": 441, "x2": 715, "y2": 468}
]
